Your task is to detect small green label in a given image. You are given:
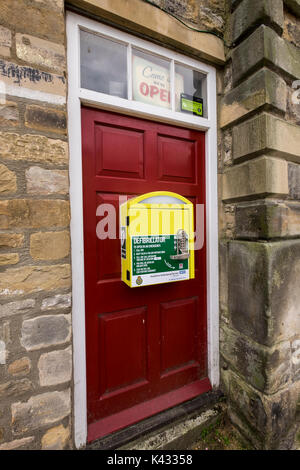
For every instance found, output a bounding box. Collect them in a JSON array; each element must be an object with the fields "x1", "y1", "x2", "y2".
[{"x1": 180, "y1": 93, "x2": 203, "y2": 117}]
